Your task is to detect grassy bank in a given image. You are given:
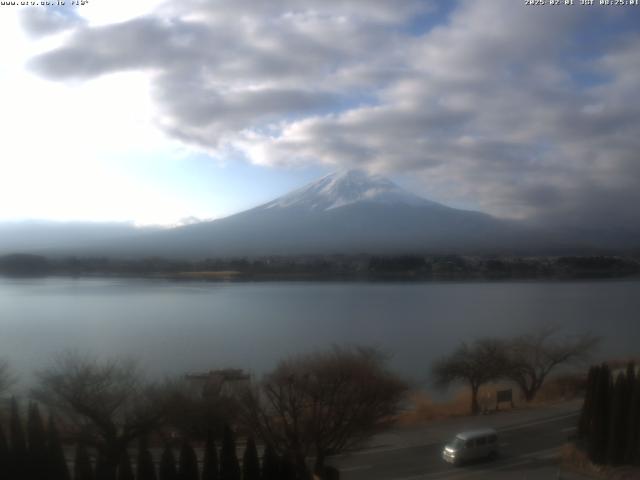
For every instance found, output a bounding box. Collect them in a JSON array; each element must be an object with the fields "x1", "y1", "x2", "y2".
[{"x1": 398, "y1": 373, "x2": 587, "y2": 426}]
